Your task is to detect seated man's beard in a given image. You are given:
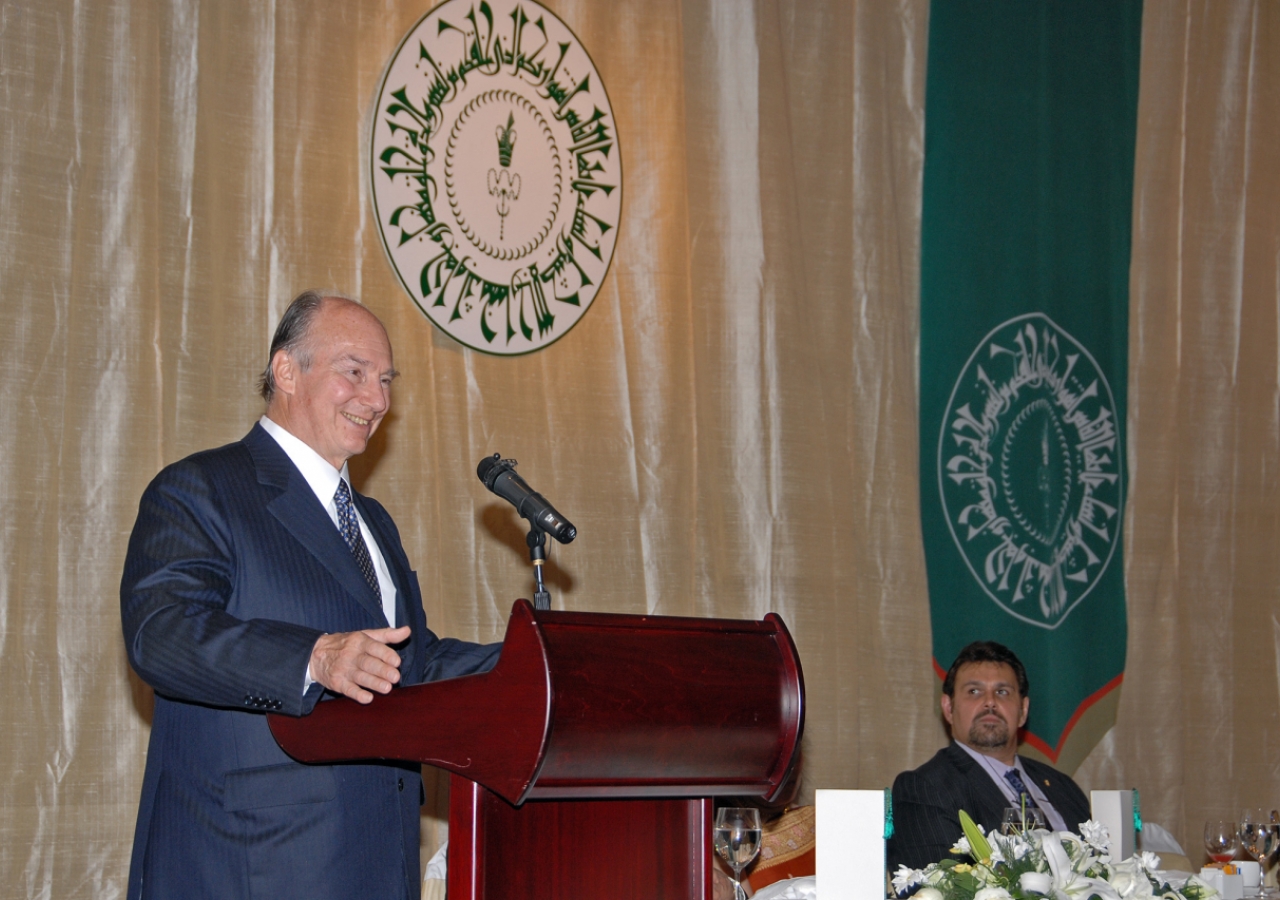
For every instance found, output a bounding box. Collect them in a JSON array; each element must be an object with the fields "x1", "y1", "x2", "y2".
[{"x1": 967, "y1": 718, "x2": 1009, "y2": 749}]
